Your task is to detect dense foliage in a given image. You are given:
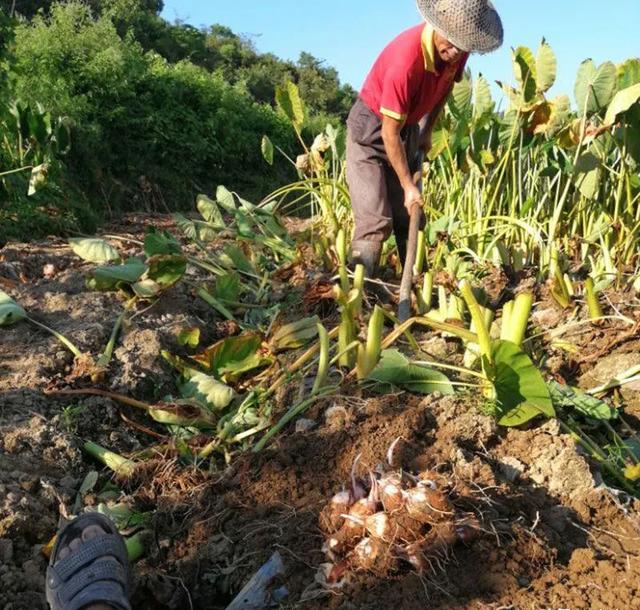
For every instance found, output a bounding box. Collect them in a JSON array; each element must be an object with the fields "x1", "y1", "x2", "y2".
[{"x1": 0, "y1": 0, "x2": 355, "y2": 243}]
